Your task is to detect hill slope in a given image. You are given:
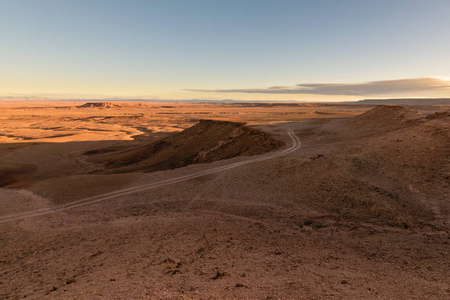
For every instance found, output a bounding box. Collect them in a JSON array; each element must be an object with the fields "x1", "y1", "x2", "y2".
[
  {"x1": 291, "y1": 106, "x2": 449, "y2": 228},
  {"x1": 346, "y1": 105, "x2": 422, "y2": 129}
]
